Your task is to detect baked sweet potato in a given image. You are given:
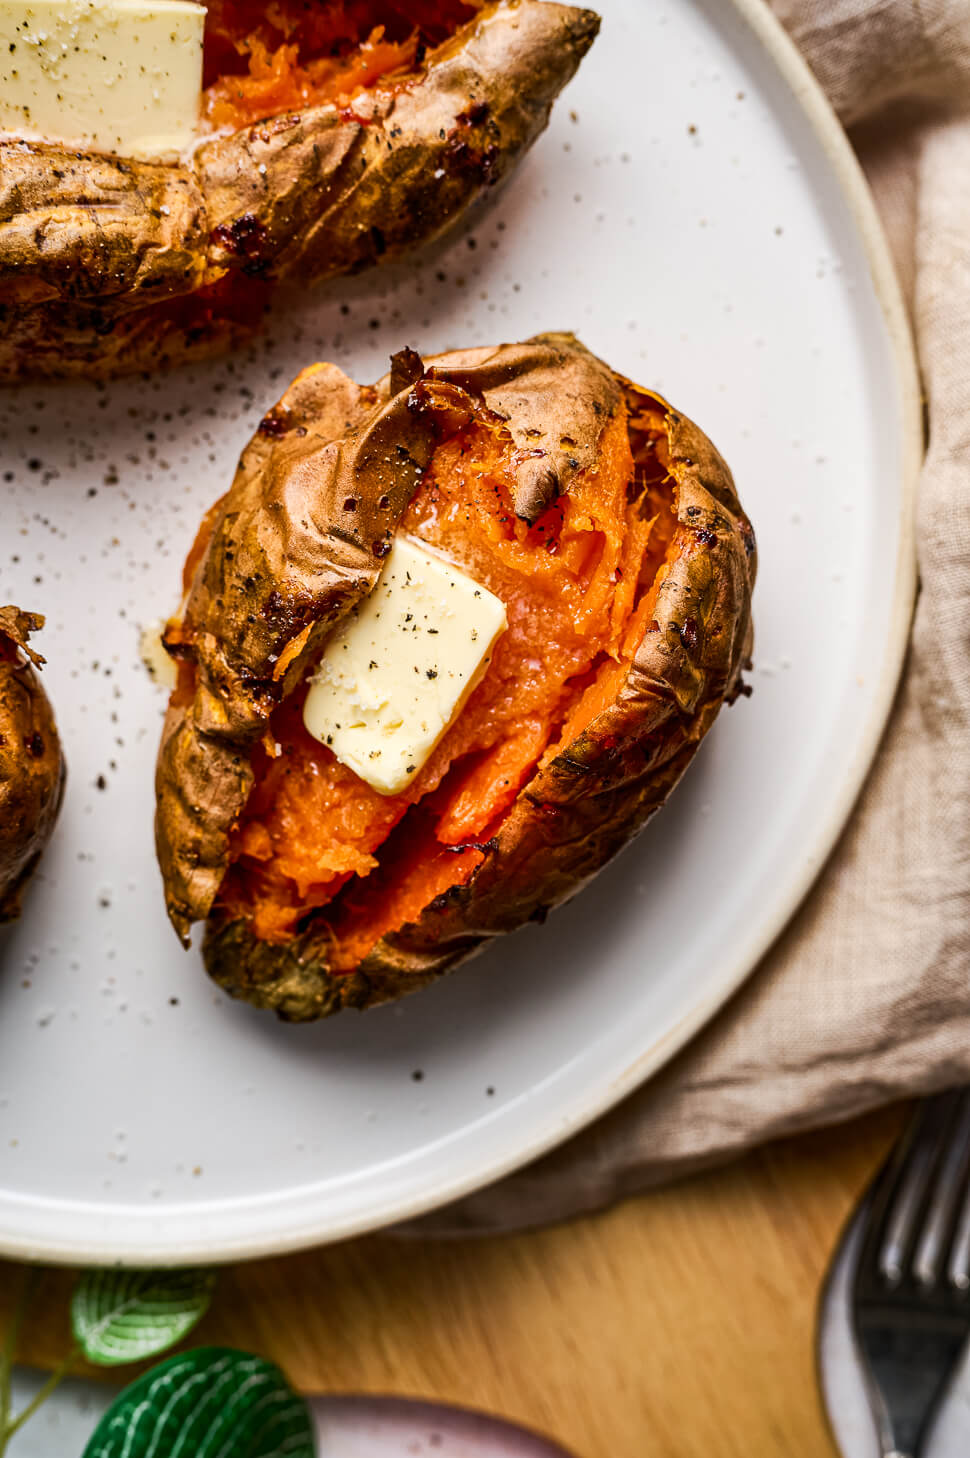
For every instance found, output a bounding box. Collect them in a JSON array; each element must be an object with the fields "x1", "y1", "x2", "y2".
[
  {"x1": 0, "y1": 608, "x2": 66, "y2": 921},
  {"x1": 0, "y1": 0, "x2": 598, "y2": 381},
  {"x1": 155, "y1": 333, "x2": 756, "y2": 1020}
]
